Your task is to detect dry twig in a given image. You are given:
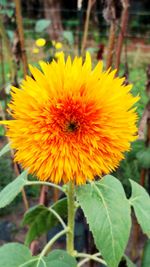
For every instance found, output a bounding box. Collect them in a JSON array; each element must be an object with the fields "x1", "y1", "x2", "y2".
[
  {"x1": 81, "y1": 0, "x2": 96, "y2": 55},
  {"x1": 115, "y1": 0, "x2": 129, "y2": 74},
  {"x1": 14, "y1": 0, "x2": 28, "y2": 76}
]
